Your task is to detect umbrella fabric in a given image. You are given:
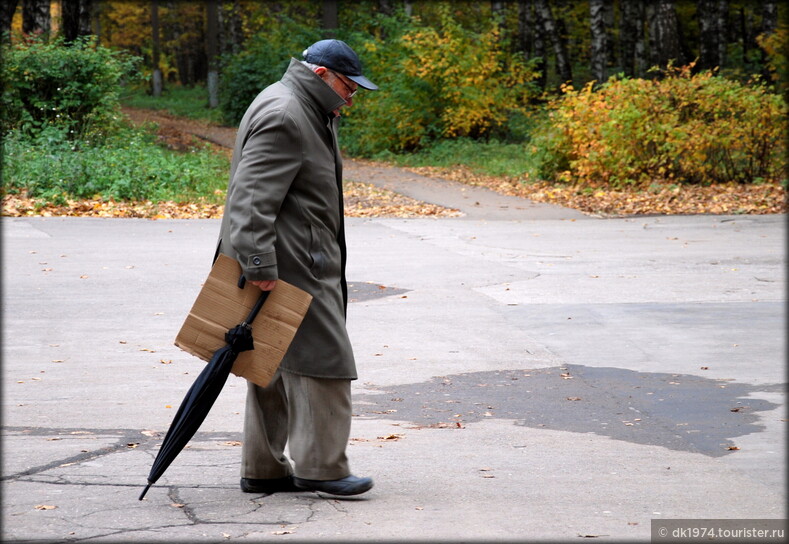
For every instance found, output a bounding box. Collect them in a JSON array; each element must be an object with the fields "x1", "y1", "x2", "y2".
[{"x1": 138, "y1": 291, "x2": 268, "y2": 500}]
